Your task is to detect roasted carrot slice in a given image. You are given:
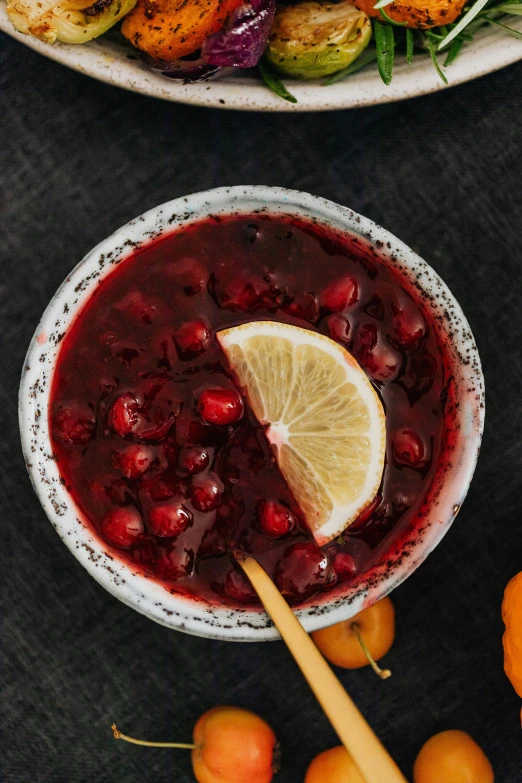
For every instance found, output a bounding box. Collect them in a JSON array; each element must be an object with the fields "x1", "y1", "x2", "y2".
[
  {"x1": 353, "y1": 0, "x2": 467, "y2": 28},
  {"x1": 121, "y1": 0, "x2": 242, "y2": 61}
]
